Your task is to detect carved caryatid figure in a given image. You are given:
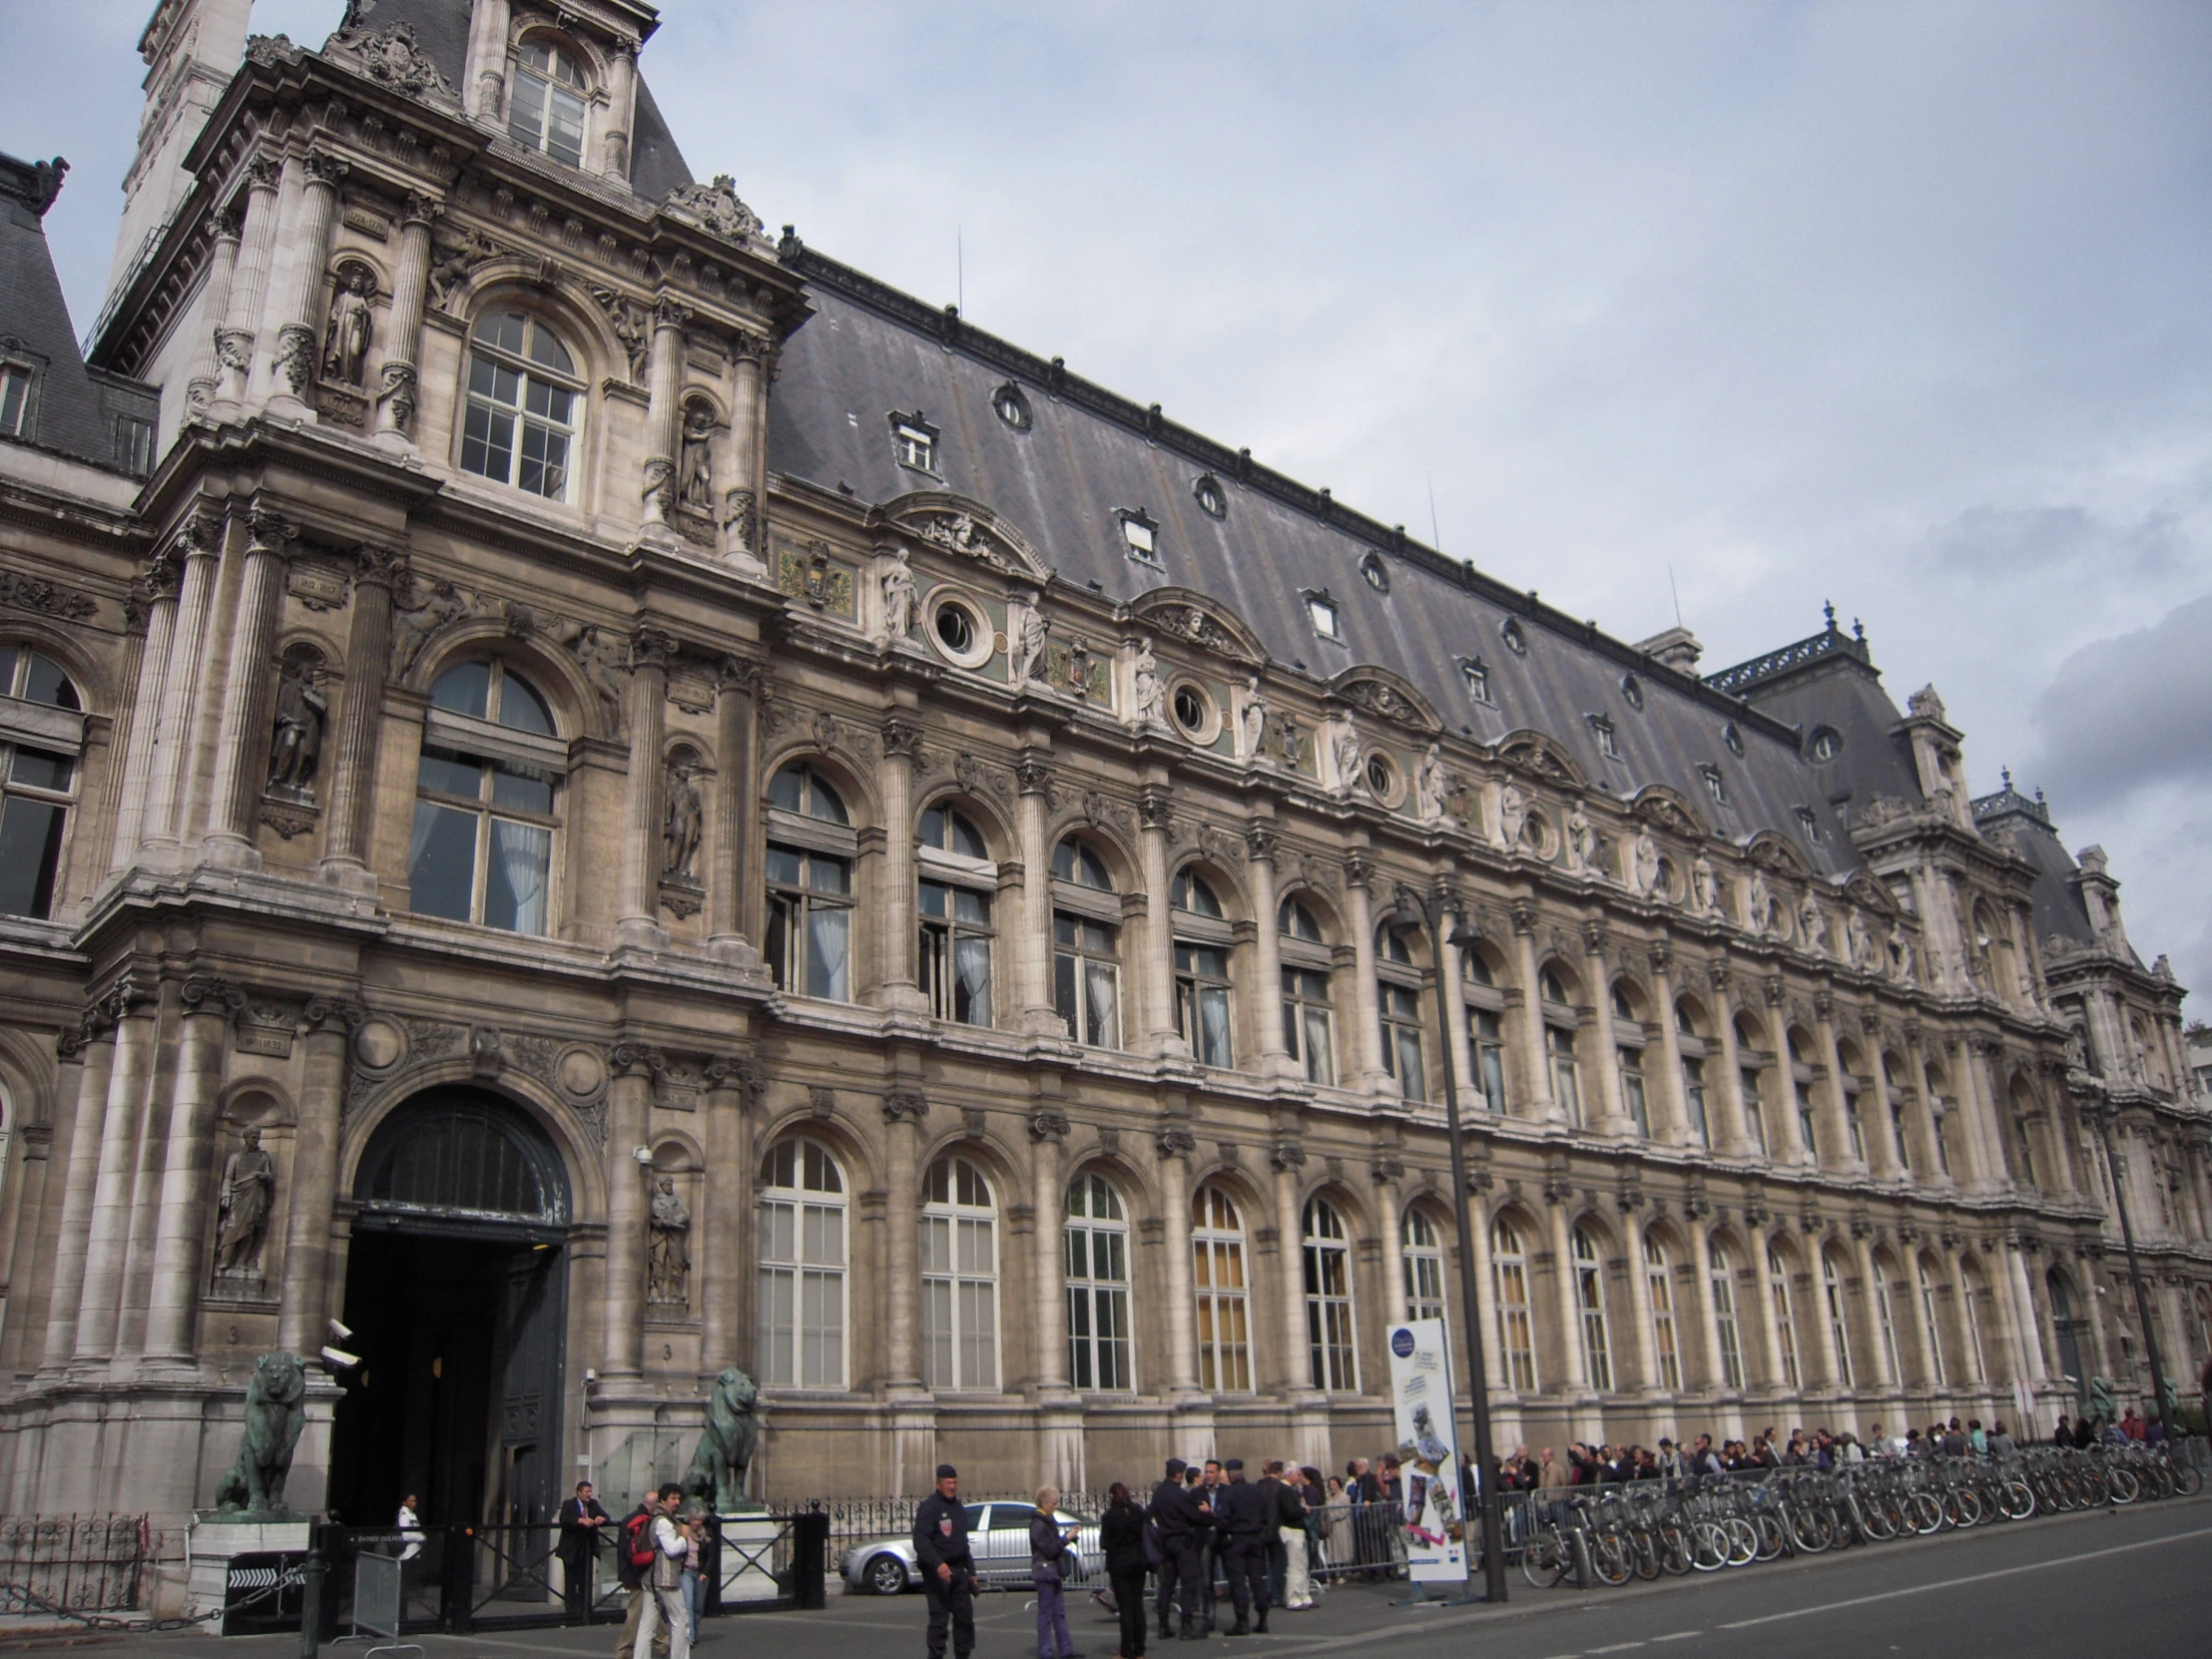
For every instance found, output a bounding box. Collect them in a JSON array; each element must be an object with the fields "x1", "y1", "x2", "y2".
[
  {"x1": 1498, "y1": 782, "x2": 1528, "y2": 851},
  {"x1": 1241, "y1": 675, "x2": 1268, "y2": 757},
  {"x1": 1335, "y1": 724, "x2": 1363, "y2": 790},
  {"x1": 678, "y1": 402, "x2": 716, "y2": 511},
  {"x1": 215, "y1": 1127, "x2": 276, "y2": 1276},
  {"x1": 1848, "y1": 907, "x2": 1875, "y2": 968},
  {"x1": 1009, "y1": 589, "x2": 1049, "y2": 684},
  {"x1": 1415, "y1": 743, "x2": 1448, "y2": 819},
  {"x1": 321, "y1": 268, "x2": 374, "y2": 385},
  {"x1": 1131, "y1": 637, "x2": 1164, "y2": 725},
  {"x1": 1798, "y1": 889, "x2": 1827, "y2": 954},
  {"x1": 663, "y1": 758, "x2": 703, "y2": 881},
  {"x1": 880, "y1": 550, "x2": 916, "y2": 639},
  {"x1": 1630, "y1": 828, "x2": 1662, "y2": 896},
  {"x1": 1692, "y1": 851, "x2": 1719, "y2": 913},
  {"x1": 267, "y1": 657, "x2": 326, "y2": 795},
  {"x1": 1565, "y1": 803, "x2": 1596, "y2": 871},
  {"x1": 1747, "y1": 869, "x2": 1777, "y2": 935},
  {"x1": 649, "y1": 1175, "x2": 692, "y2": 1304}
]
